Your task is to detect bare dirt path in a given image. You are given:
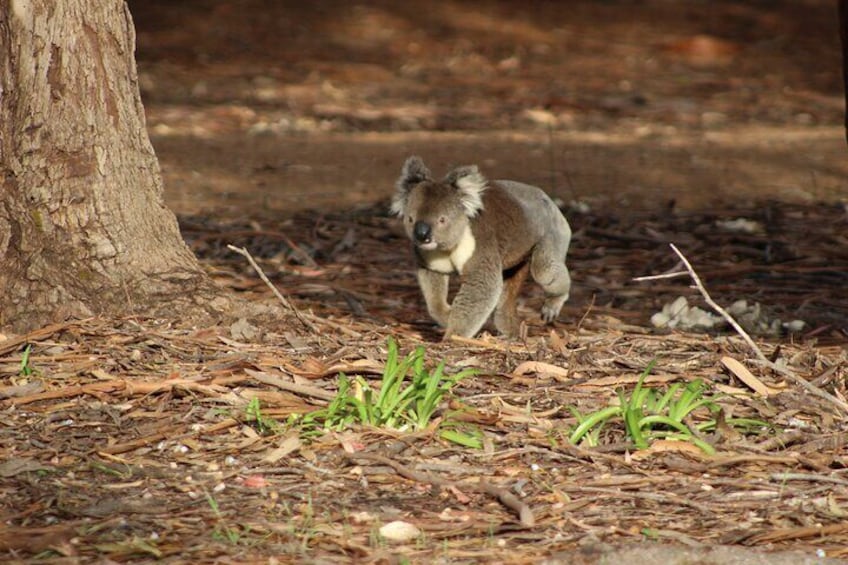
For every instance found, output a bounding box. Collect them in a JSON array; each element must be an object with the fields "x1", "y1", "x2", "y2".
[
  {"x1": 128, "y1": 0, "x2": 845, "y2": 217},
  {"x1": 153, "y1": 126, "x2": 848, "y2": 217}
]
